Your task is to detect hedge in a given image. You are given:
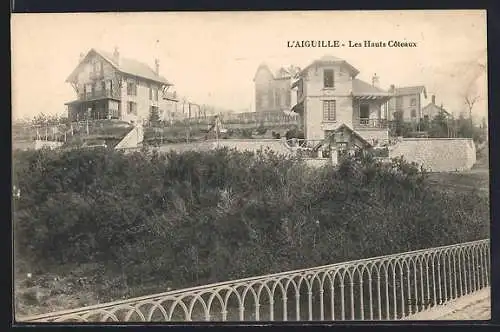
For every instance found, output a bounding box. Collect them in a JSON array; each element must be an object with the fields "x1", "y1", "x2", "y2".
[{"x1": 12, "y1": 147, "x2": 489, "y2": 300}]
